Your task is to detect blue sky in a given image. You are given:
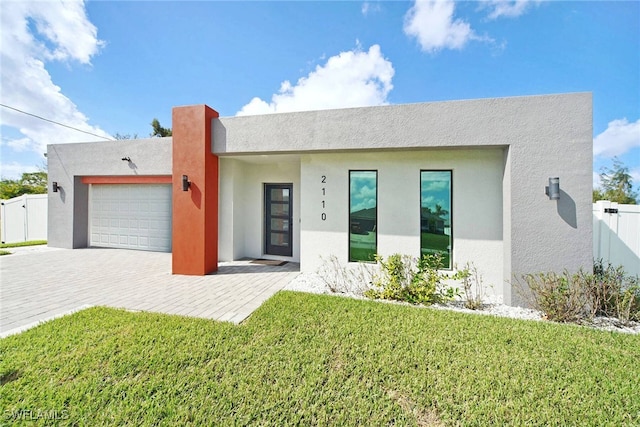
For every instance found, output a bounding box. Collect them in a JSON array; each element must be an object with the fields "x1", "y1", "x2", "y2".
[{"x1": 1, "y1": 1, "x2": 638, "y2": 196}]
